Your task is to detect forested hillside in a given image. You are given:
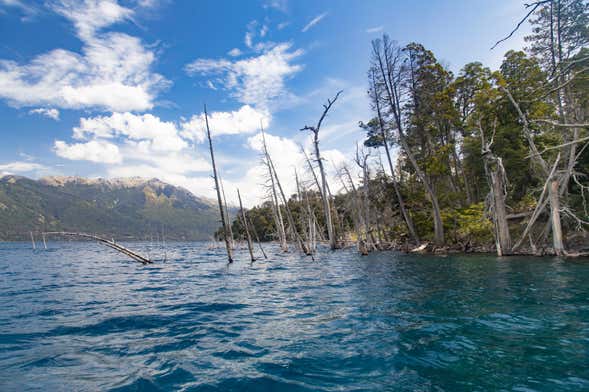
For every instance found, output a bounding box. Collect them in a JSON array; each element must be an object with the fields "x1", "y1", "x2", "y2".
[
  {"x1": 0, "y1": 176, "x2": 220, "y2": 240},
  {"x1": 227, "y1": 0, "x2": 589, "y2": 256}
]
